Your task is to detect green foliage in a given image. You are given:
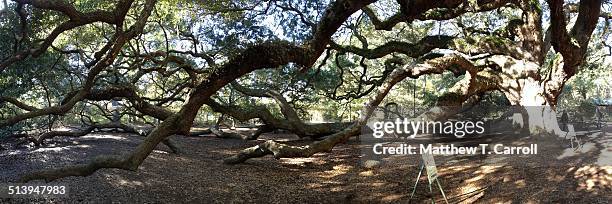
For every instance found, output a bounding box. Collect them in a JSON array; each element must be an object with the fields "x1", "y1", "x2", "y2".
[{"x1": 1, "y1": 0, "x2": 610, "y2": 134}]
